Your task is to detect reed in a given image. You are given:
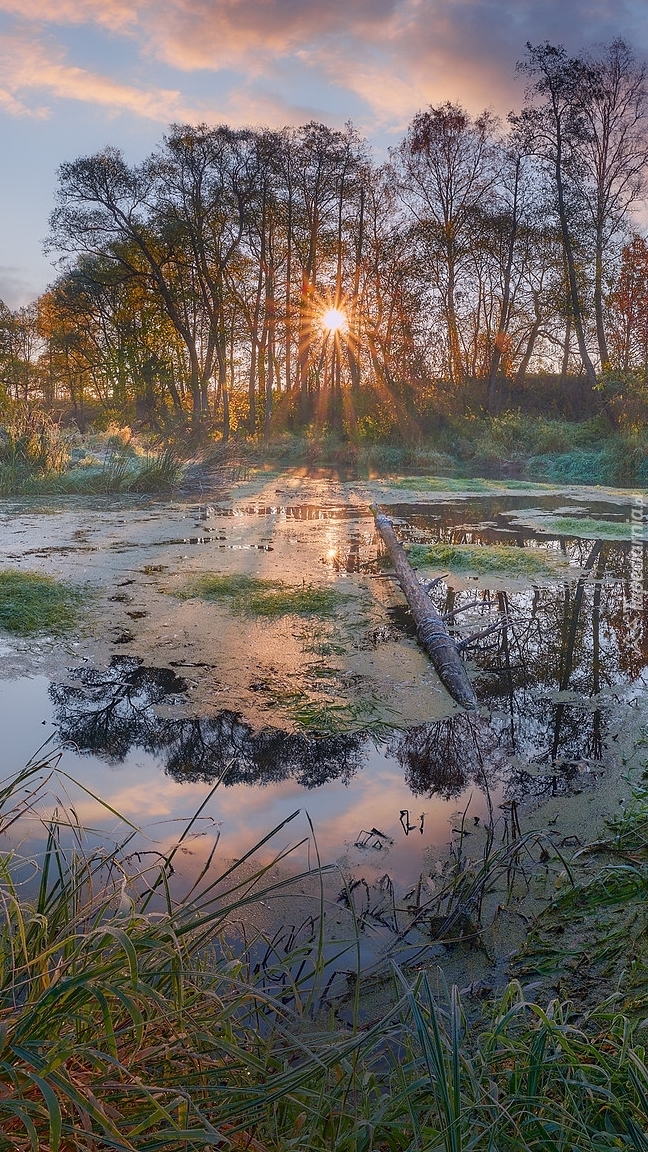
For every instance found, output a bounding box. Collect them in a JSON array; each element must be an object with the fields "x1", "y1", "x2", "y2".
[{"x1": 1, "y1": 759, "x2": 648, "y2": 1149}]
